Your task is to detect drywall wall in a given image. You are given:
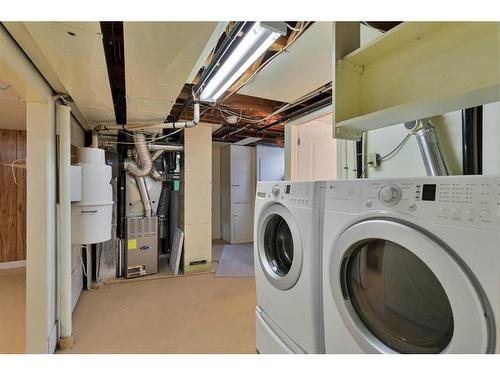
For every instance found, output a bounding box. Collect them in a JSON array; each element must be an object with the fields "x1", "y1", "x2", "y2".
[
  {"x1": 212, "y1": 145, "x2": 221, "y2": 239},
  {"x1": 364, "y1": 111, "x2": 463, "y2": 177},
  {"x1": 364, "y1": 102, "x2": 500, "y2": 178},
  {"x1": 483, "y1": 102, "x2": 500, "y2": 175},
  {"x1": 0, "y1": 129, "x2": 26, "y2": 263}
]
